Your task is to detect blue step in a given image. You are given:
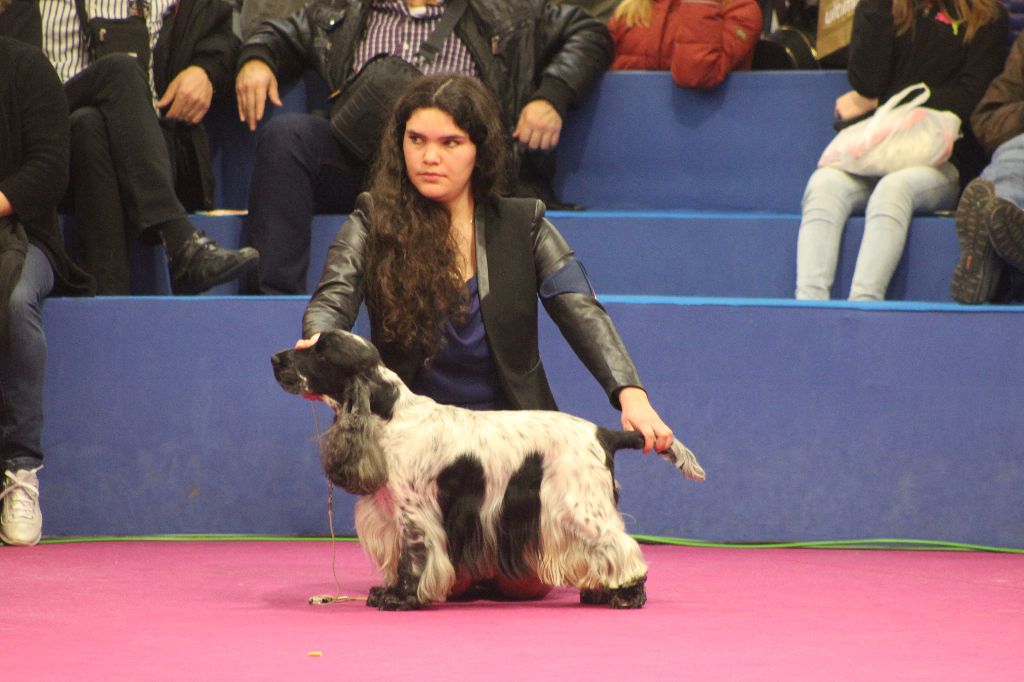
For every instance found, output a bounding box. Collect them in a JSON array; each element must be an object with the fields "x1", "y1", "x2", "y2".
[{"x1": 67, "y1": 211, "x2": 959, "y2": 301}]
